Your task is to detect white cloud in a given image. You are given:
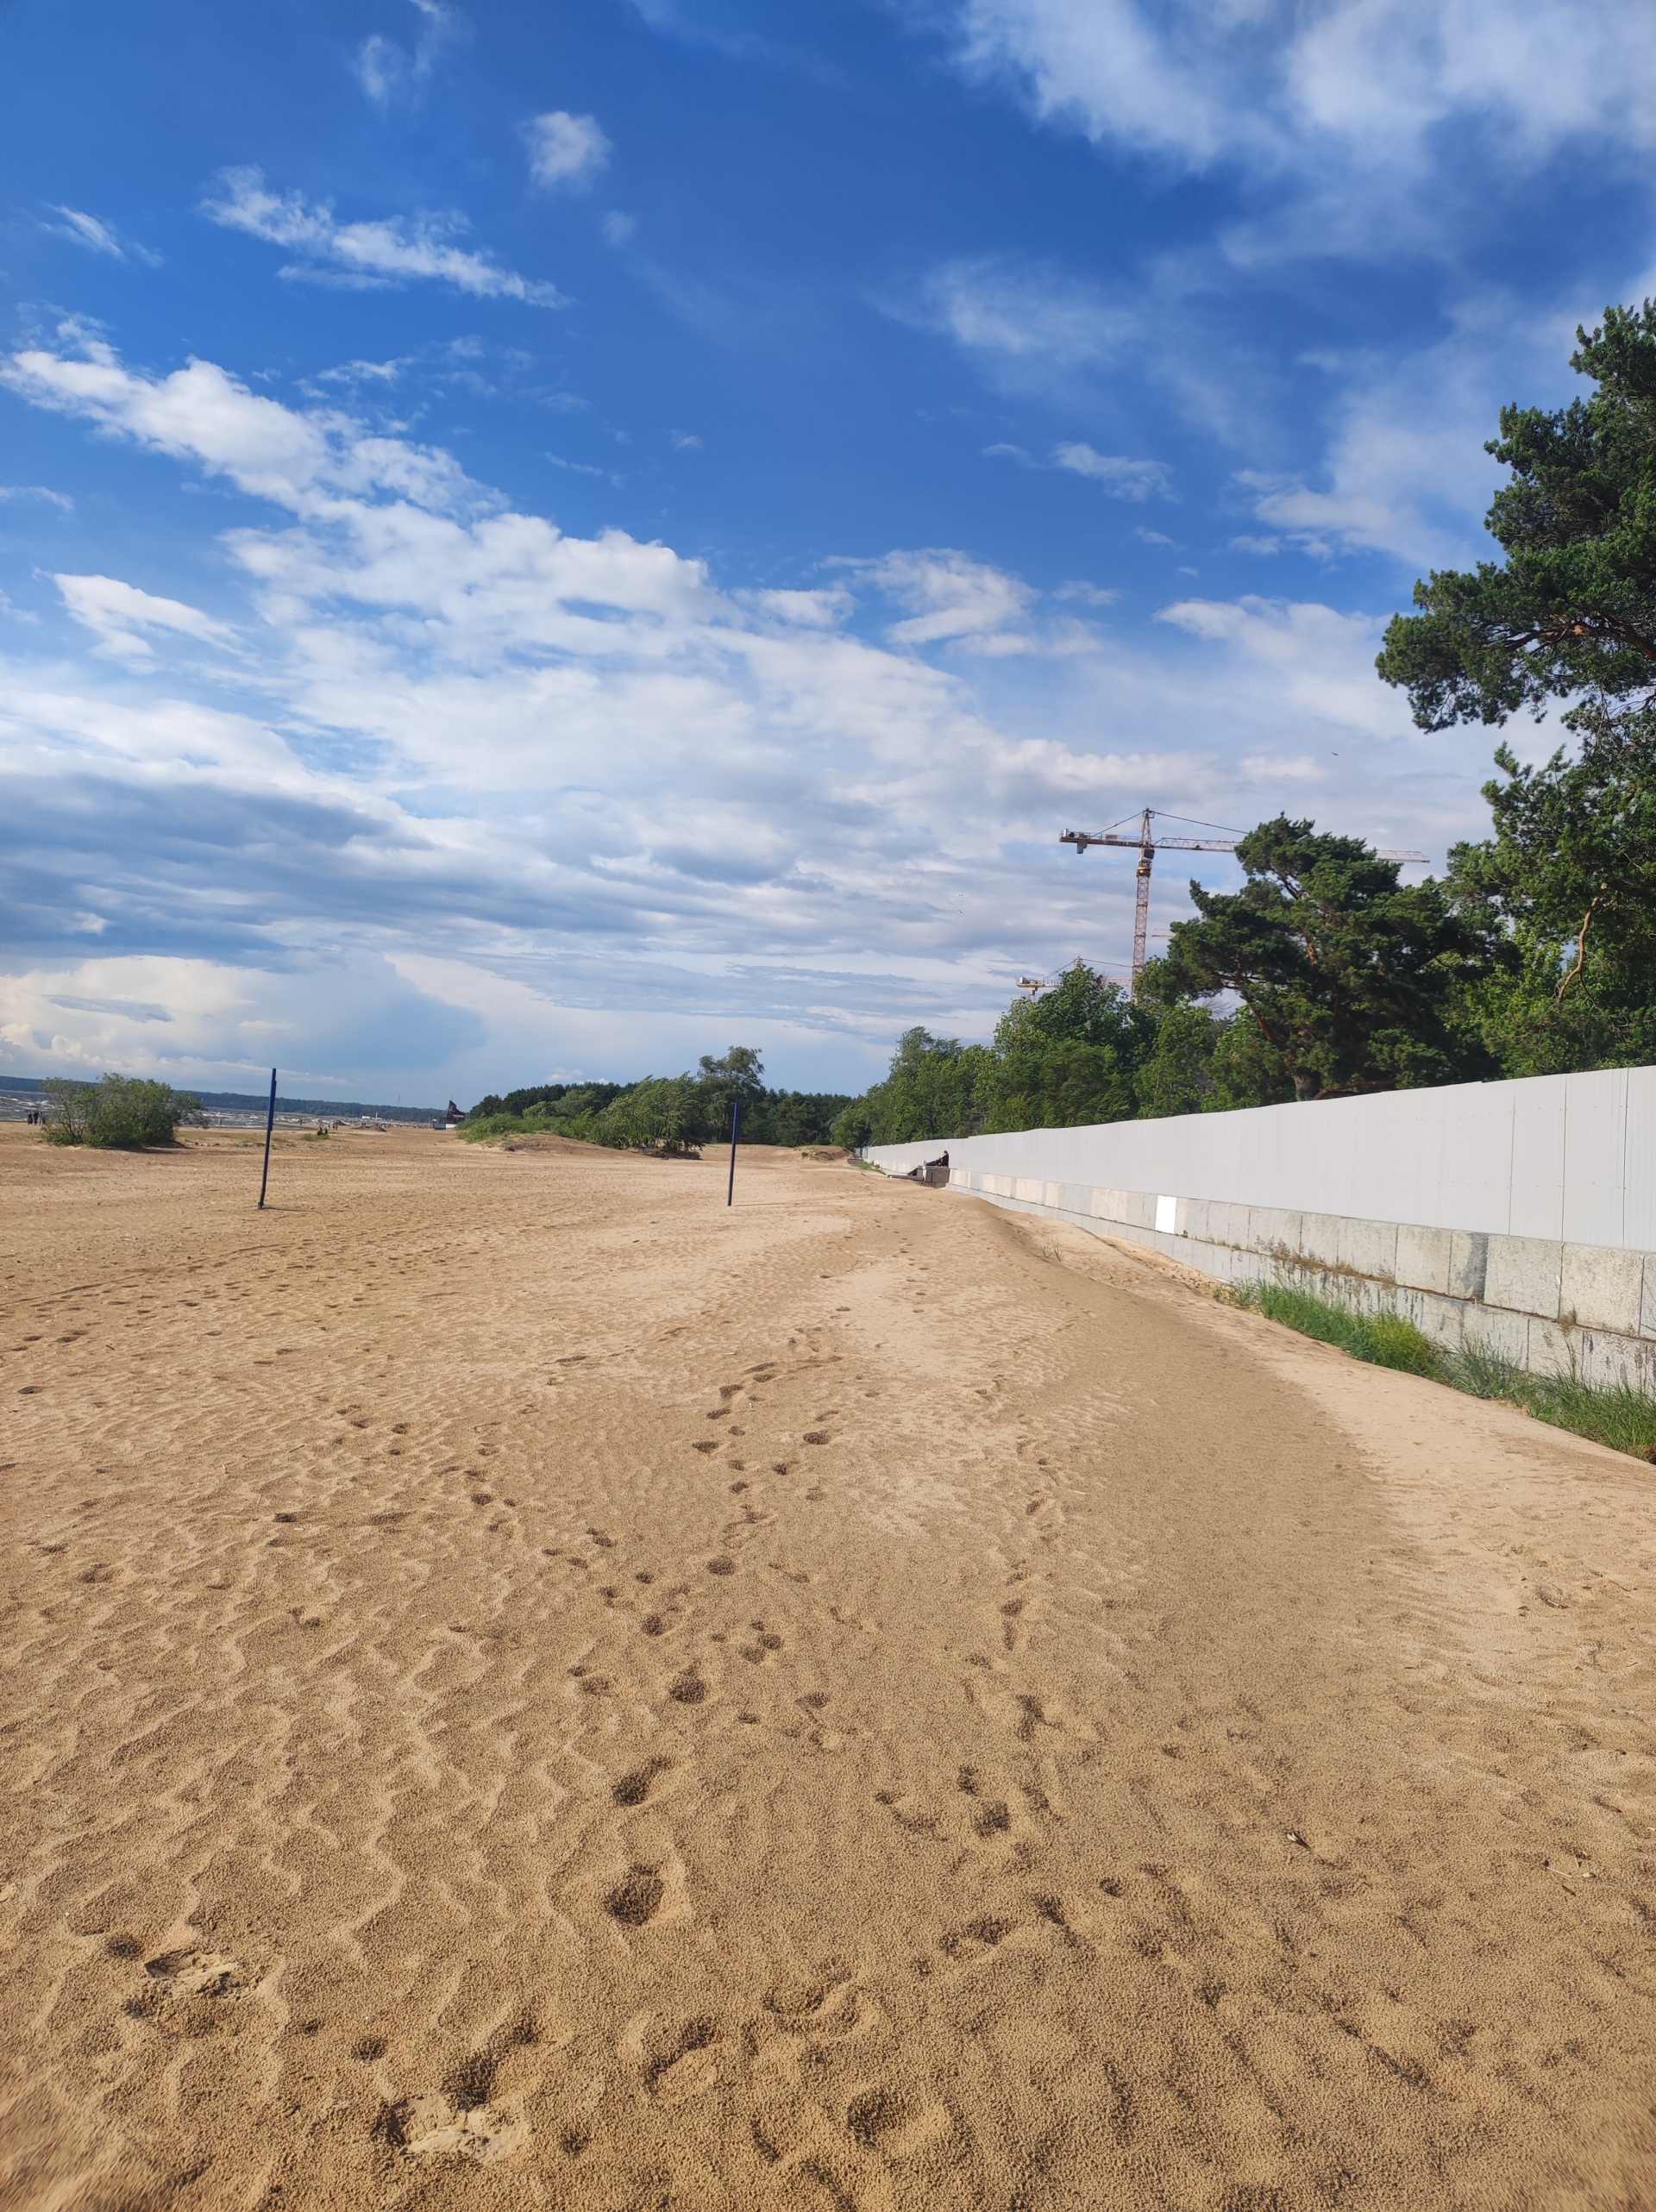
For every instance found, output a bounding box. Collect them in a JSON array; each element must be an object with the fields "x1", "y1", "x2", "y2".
[
  {"x1": 354, "y1": 0, "x2": 469, "y2": 105},
  {"x1": 859, "y1": 549, "x2": 1036, "y2": 650},
  {"x1": 1157, "y1": 592, "x2": 1406, "y2": 736},
  {"x1": 1051, "y1": 443, "x2": 1170, "y2": 499},
  {"x1": 947, "y1": 0, "x2": 1656, "y2": 178},
  {"x1": 909, "y1": 259, "x2": 1135, "y2": 373},
  {"x1": 47, "y1": 207, "x2": 161, "y2": 266},
  {"x1": 53, "y1": 574, "x2": 235, "y2": 662},
  {"x1": 526, "y1": 111, "x2": 612, "y2": 191},
  {"x1": 601, "y1": 210, "x2": 638, "y2": 247},
  {"x1": 202, "y1": 168, "x2": 563, "y2": 305},
  {"x1": 0, "y1": 332, "x2": 1507, "y2": 1088}
]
